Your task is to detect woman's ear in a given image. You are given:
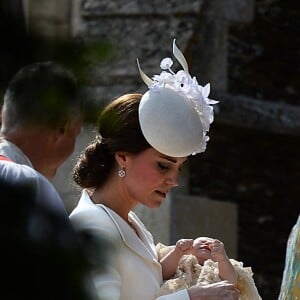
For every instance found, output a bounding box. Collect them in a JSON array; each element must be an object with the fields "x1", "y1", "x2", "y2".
[{"x1": 115, "y1": 152, "x2": 129, "y2": 168}]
